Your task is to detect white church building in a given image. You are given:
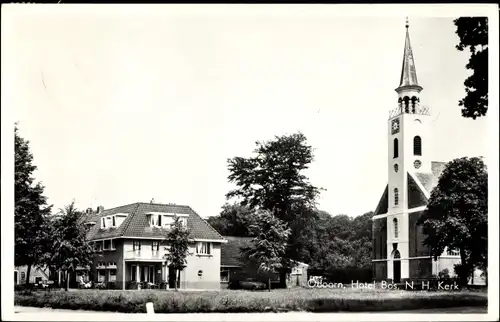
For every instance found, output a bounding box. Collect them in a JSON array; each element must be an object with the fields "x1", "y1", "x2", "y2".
[{"x1": 371, "y1": 20, "x2": 483, "y2": 283}]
